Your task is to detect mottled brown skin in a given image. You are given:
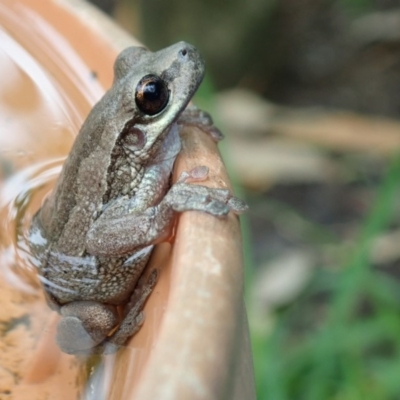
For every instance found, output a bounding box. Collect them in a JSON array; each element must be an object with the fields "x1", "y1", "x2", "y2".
[{"x1": 29, "y1": 42, "x2": 247, "y2": 354}]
